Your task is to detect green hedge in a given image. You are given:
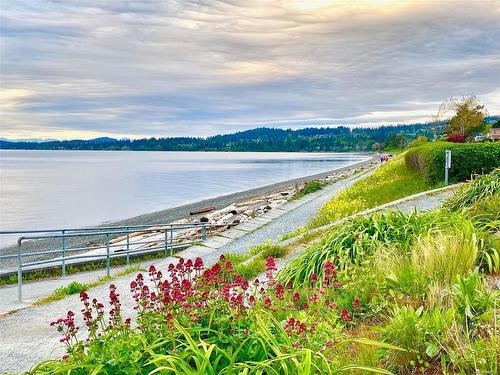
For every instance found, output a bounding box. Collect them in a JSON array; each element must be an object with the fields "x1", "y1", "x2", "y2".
[{"x1": 405, "y1": 142, "x2": 500, "y2": 184}]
